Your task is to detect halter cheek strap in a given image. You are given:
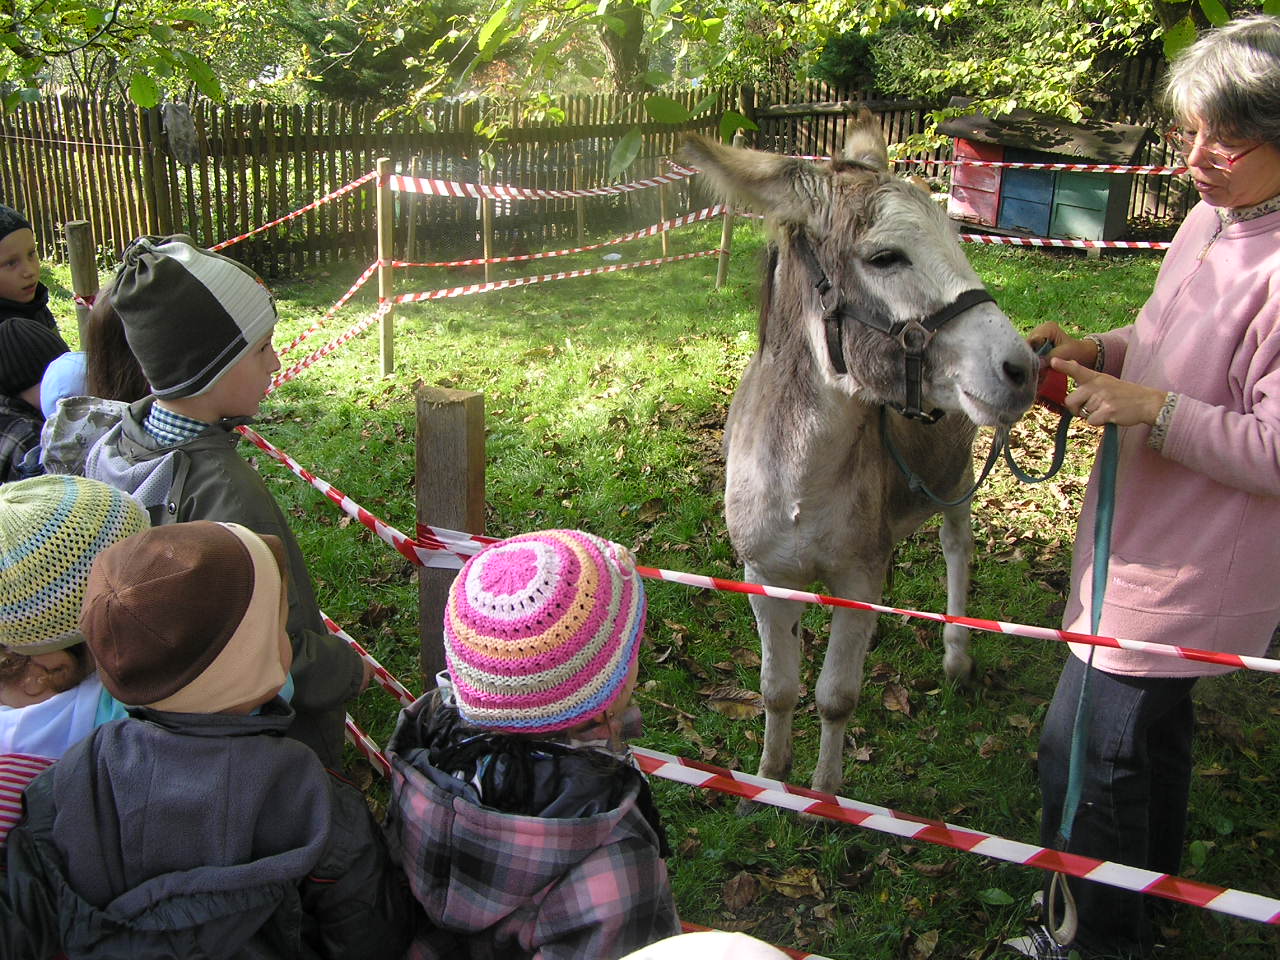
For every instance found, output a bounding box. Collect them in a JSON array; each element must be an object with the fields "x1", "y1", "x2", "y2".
[{"x1": 793, "y1": 232, "x2": 995, "y2": 422}]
